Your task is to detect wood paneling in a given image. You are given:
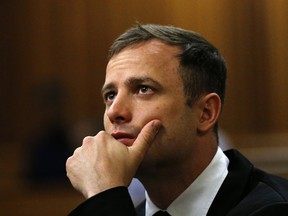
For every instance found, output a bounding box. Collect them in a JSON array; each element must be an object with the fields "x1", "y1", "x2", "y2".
[
  {"x1": 2, "y1": 0, "x2": 288, "y2": 143},
  {"x1": 1, "y1": 1, "x2": 288, "y2": 215}
]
